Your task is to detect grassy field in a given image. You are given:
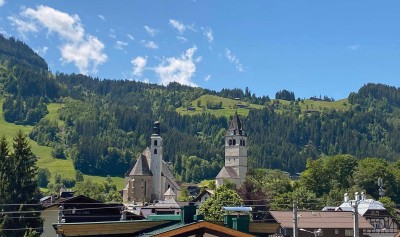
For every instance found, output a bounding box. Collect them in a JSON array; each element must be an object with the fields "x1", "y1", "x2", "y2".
[
  {"x1": 177, "y1": 95, "x2": 349, "y2": 118},
  {"x1": 0, "y1": 100, "x2": 124, "y2": 190},
  {"x1": 177, "y1": 95, "x2": 265, "y2": 118}
]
